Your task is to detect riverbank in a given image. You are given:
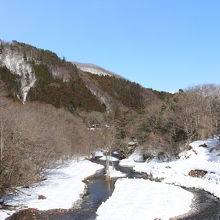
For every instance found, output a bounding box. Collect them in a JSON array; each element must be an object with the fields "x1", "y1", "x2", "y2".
[
  {"x1": 120, "y1": 139, "x2": 220, "y2": 199},
  {"x1": 0, "y1": 158, "x2": 103, "y2": 219},
  {"x1": 1, "y1": 138, "x2": 219, "y2": 220}
]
